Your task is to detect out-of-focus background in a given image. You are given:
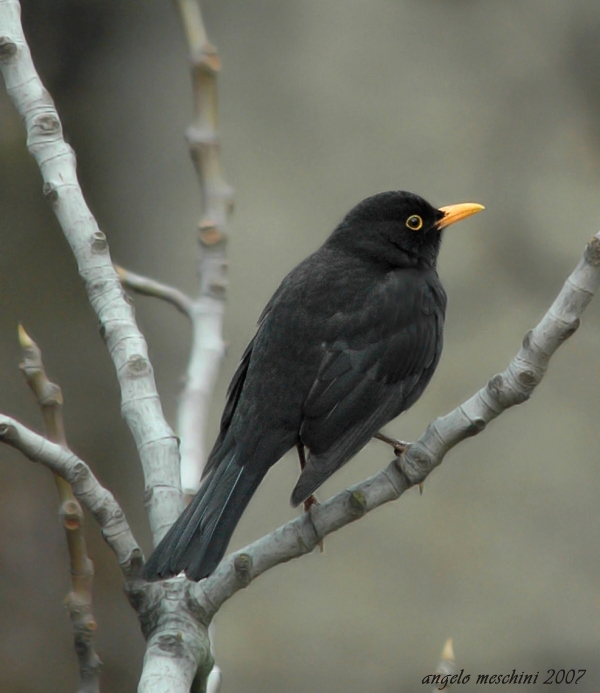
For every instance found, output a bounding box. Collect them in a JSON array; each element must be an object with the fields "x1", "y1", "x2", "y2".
[{"x1": 1, "y1": 1, "x2": 600, "y2": 690}]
